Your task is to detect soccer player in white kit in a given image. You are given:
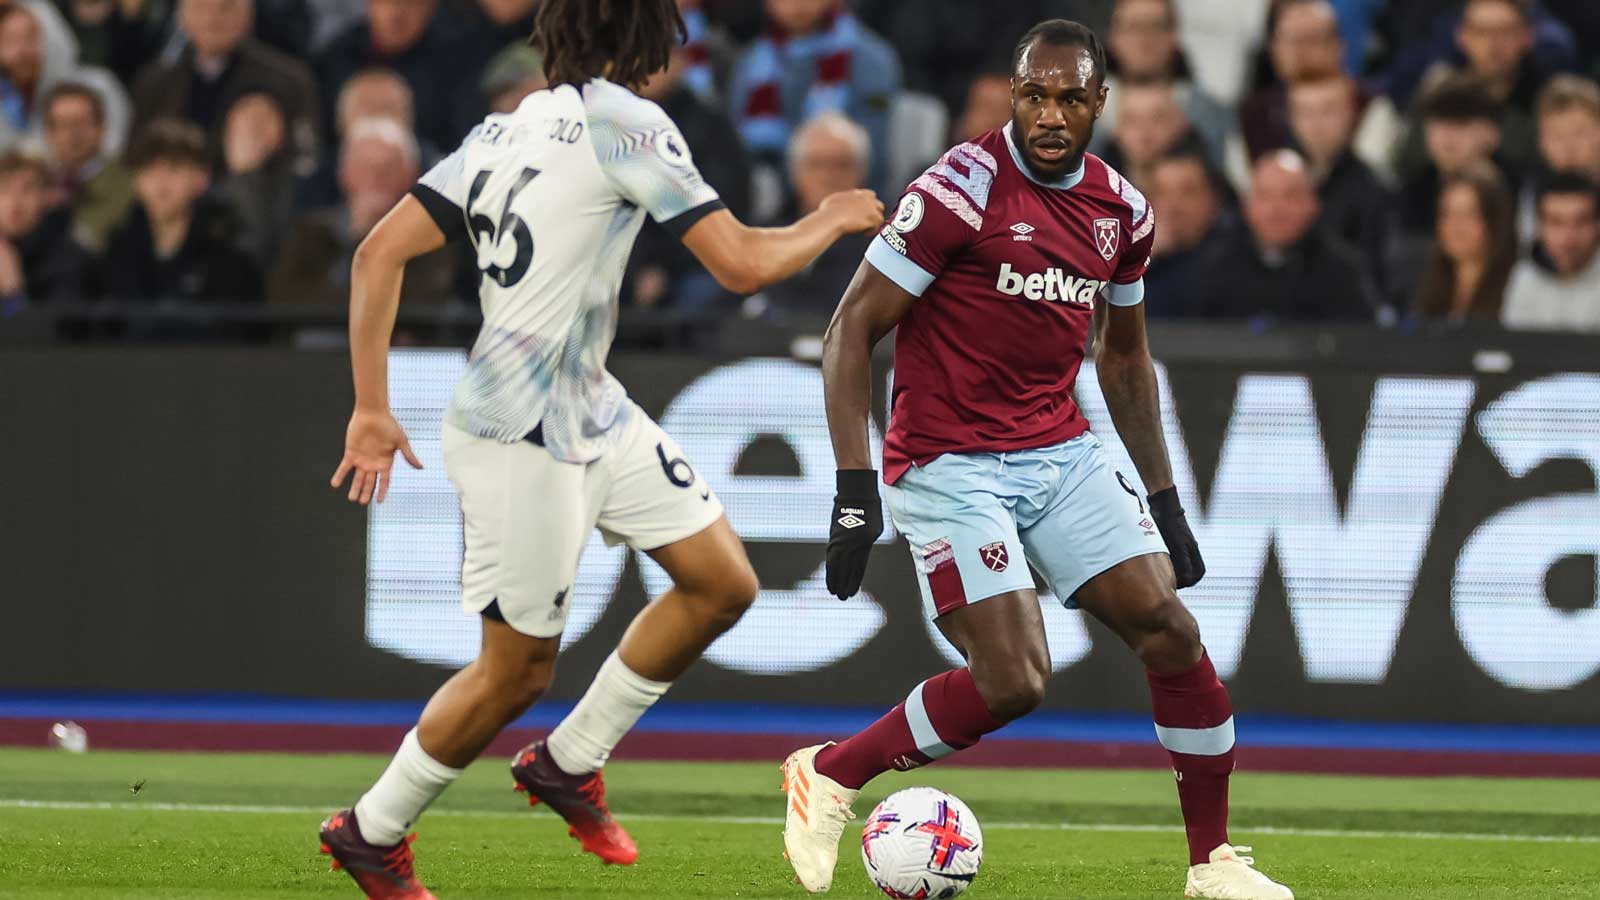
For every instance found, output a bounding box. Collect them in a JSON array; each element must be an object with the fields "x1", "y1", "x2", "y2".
[{"x1": 319, "y1": 3, "x2": 884, "y2": 897}]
